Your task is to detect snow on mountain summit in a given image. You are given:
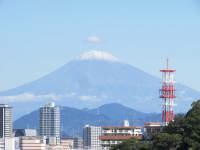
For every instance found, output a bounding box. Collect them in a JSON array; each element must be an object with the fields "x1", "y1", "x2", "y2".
[{"x1": 76, "y1": 50, "x2": 119, "y2": 62}]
